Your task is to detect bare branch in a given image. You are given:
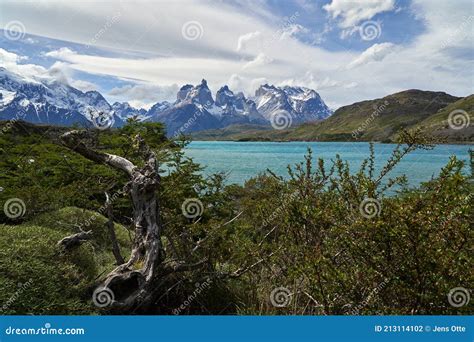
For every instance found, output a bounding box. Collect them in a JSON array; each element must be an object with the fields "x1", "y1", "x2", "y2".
[{"x1": 61, "y1": 130, "x2": 136, "y2": 176}]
